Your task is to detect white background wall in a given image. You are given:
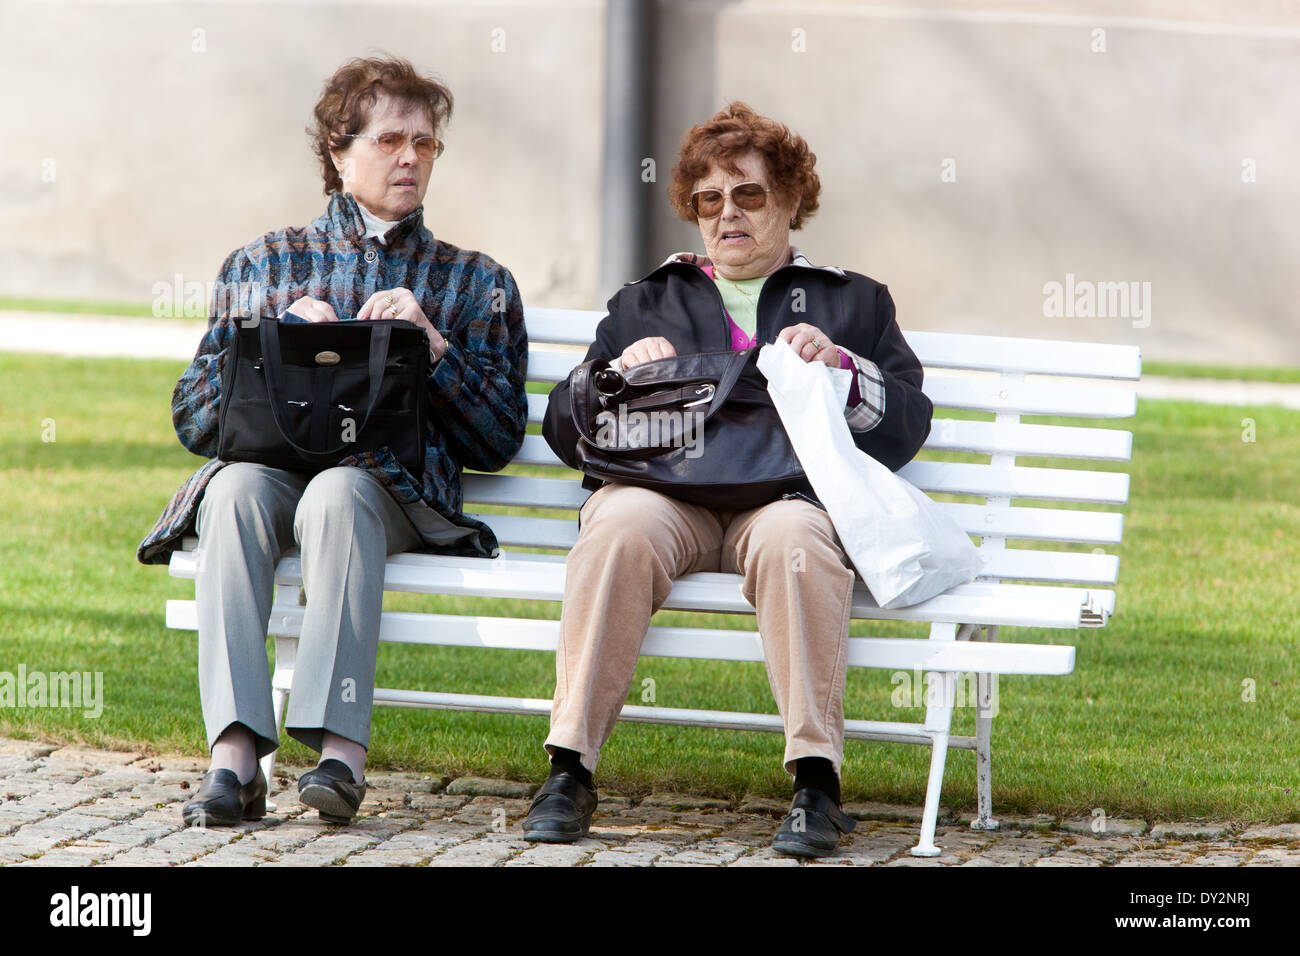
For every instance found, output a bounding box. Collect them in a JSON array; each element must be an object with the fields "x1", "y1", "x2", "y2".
[{"x1": 2, "y1": 0, "x2": 1297, "y2": 364}]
